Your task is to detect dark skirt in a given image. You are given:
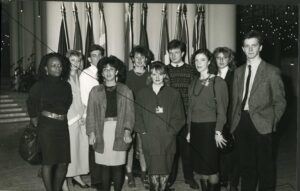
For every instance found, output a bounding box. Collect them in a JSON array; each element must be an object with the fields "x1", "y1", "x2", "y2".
[
  {"x1": 190, "y1": 122, "x2": 219, "y2": 175},
  {"x1": 38, "y1": 115, "x2": 70, "y2": 165}
]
